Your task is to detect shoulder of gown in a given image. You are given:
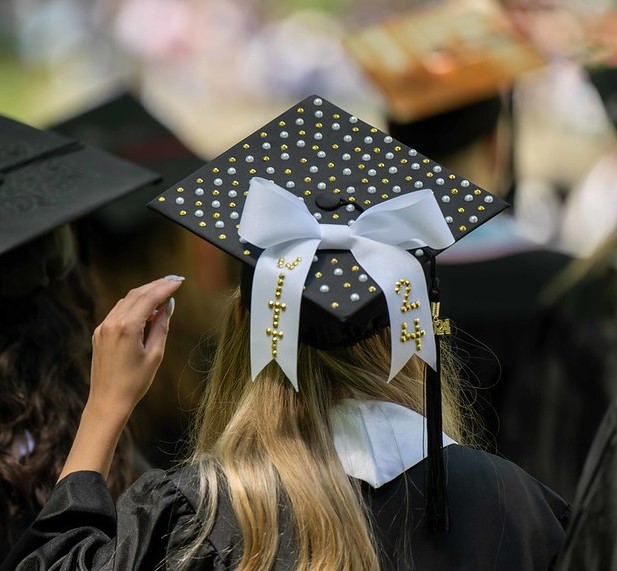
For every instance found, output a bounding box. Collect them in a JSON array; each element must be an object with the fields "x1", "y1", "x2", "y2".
[
  {"x1": 364, "y1": 445, "x2": 570, "y2": 570},
  {"x1": 0, "y1": 468, "x2": 222, "y2": 571}
]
